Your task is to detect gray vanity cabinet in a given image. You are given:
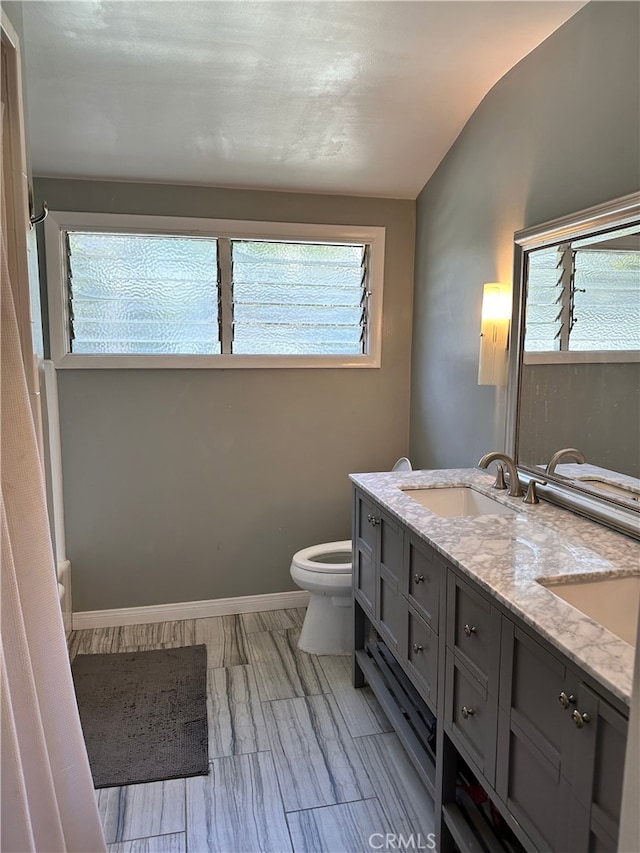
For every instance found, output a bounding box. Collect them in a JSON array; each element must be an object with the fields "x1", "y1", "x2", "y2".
[
  {"x1": 496, "y1": 621, "x2": 628, "y2": 852},
  {"x1": 352, "y1": 489, "x2": 630, "y2": 853}
]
